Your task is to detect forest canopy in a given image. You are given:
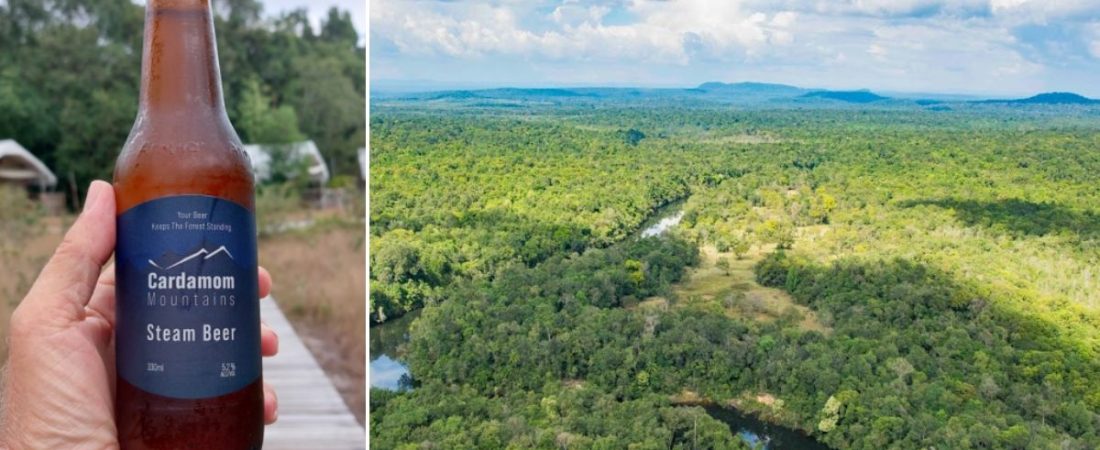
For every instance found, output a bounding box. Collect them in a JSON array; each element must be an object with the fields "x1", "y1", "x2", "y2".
[
  {"x1": 0, "y1": 0, "x2": 365, "y2": 203},
  {"x1": 370, "y1": 97, "x2": 1100, "y2": 449}
]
